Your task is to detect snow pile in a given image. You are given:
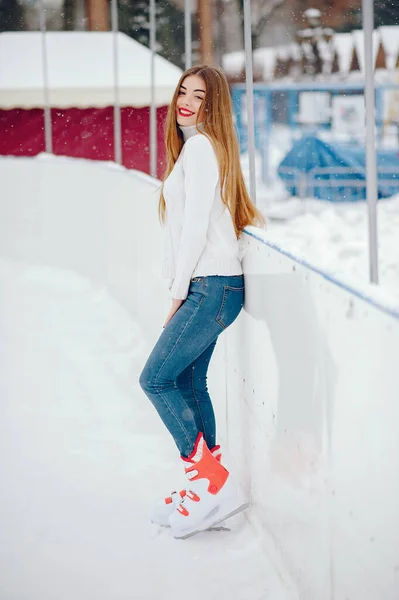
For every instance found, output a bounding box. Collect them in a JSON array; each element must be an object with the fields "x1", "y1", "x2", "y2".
[
  {"x1": 263, "y1": 195, "x2": 399, "y2": 309},
  {"x1": 253, "y1": 47, "x2": 277, "y2": 81},
  {"x1": 222, "y1": 50, "x2": 245, "y2": 79}
]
